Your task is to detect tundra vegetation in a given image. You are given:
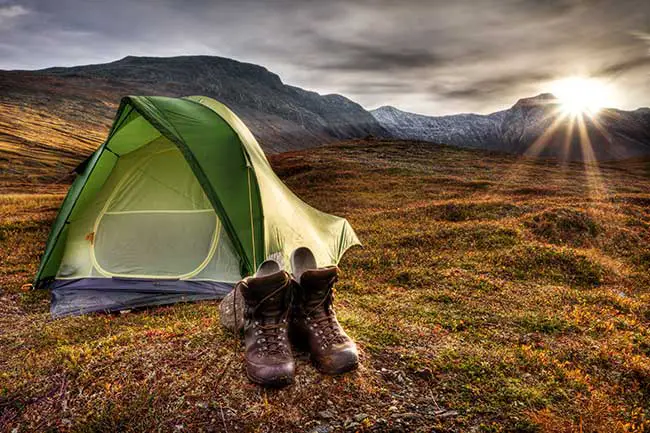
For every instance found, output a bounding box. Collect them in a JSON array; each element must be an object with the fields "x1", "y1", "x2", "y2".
[{"x1": 1, "y1": 139, "x2": 649, "y2": 432}]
